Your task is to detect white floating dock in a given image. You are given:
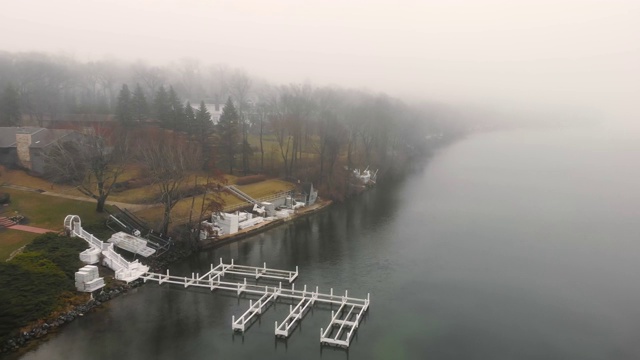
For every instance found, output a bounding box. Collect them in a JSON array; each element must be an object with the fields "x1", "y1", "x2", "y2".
[
  {"x1": 275, "y1": 287, "x2": 317, "y2": 337},
  {"x1": 233, "y1": 290, "x2": 278, "y2": 332},
  {"x1": 320, "y1": 293, "x2": 370, "y2": 348},
  {"x1": 140, "y1": 259, "x2": 370, "y2": 348}
]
